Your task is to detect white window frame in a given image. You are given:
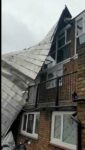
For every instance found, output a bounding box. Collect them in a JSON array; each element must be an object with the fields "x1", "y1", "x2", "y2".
[
  {"x1": 21, "y1": 112, "x2": 40, "y2": 139},
  {"x1": 50, "y1": 111, "x2": 77, "y2": 150},
  {"x1": 58, "y1": 26, "x2": 71, "y2": 49},
  {"x1": 75, "y1": 11, "x2": 85, "y2": 53}
]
